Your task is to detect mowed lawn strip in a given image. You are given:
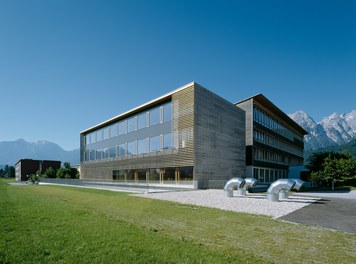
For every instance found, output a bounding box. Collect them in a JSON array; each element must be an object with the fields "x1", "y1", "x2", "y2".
[{"x1": 1, "y1": 179, "x2": 355, "y2": 264}]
